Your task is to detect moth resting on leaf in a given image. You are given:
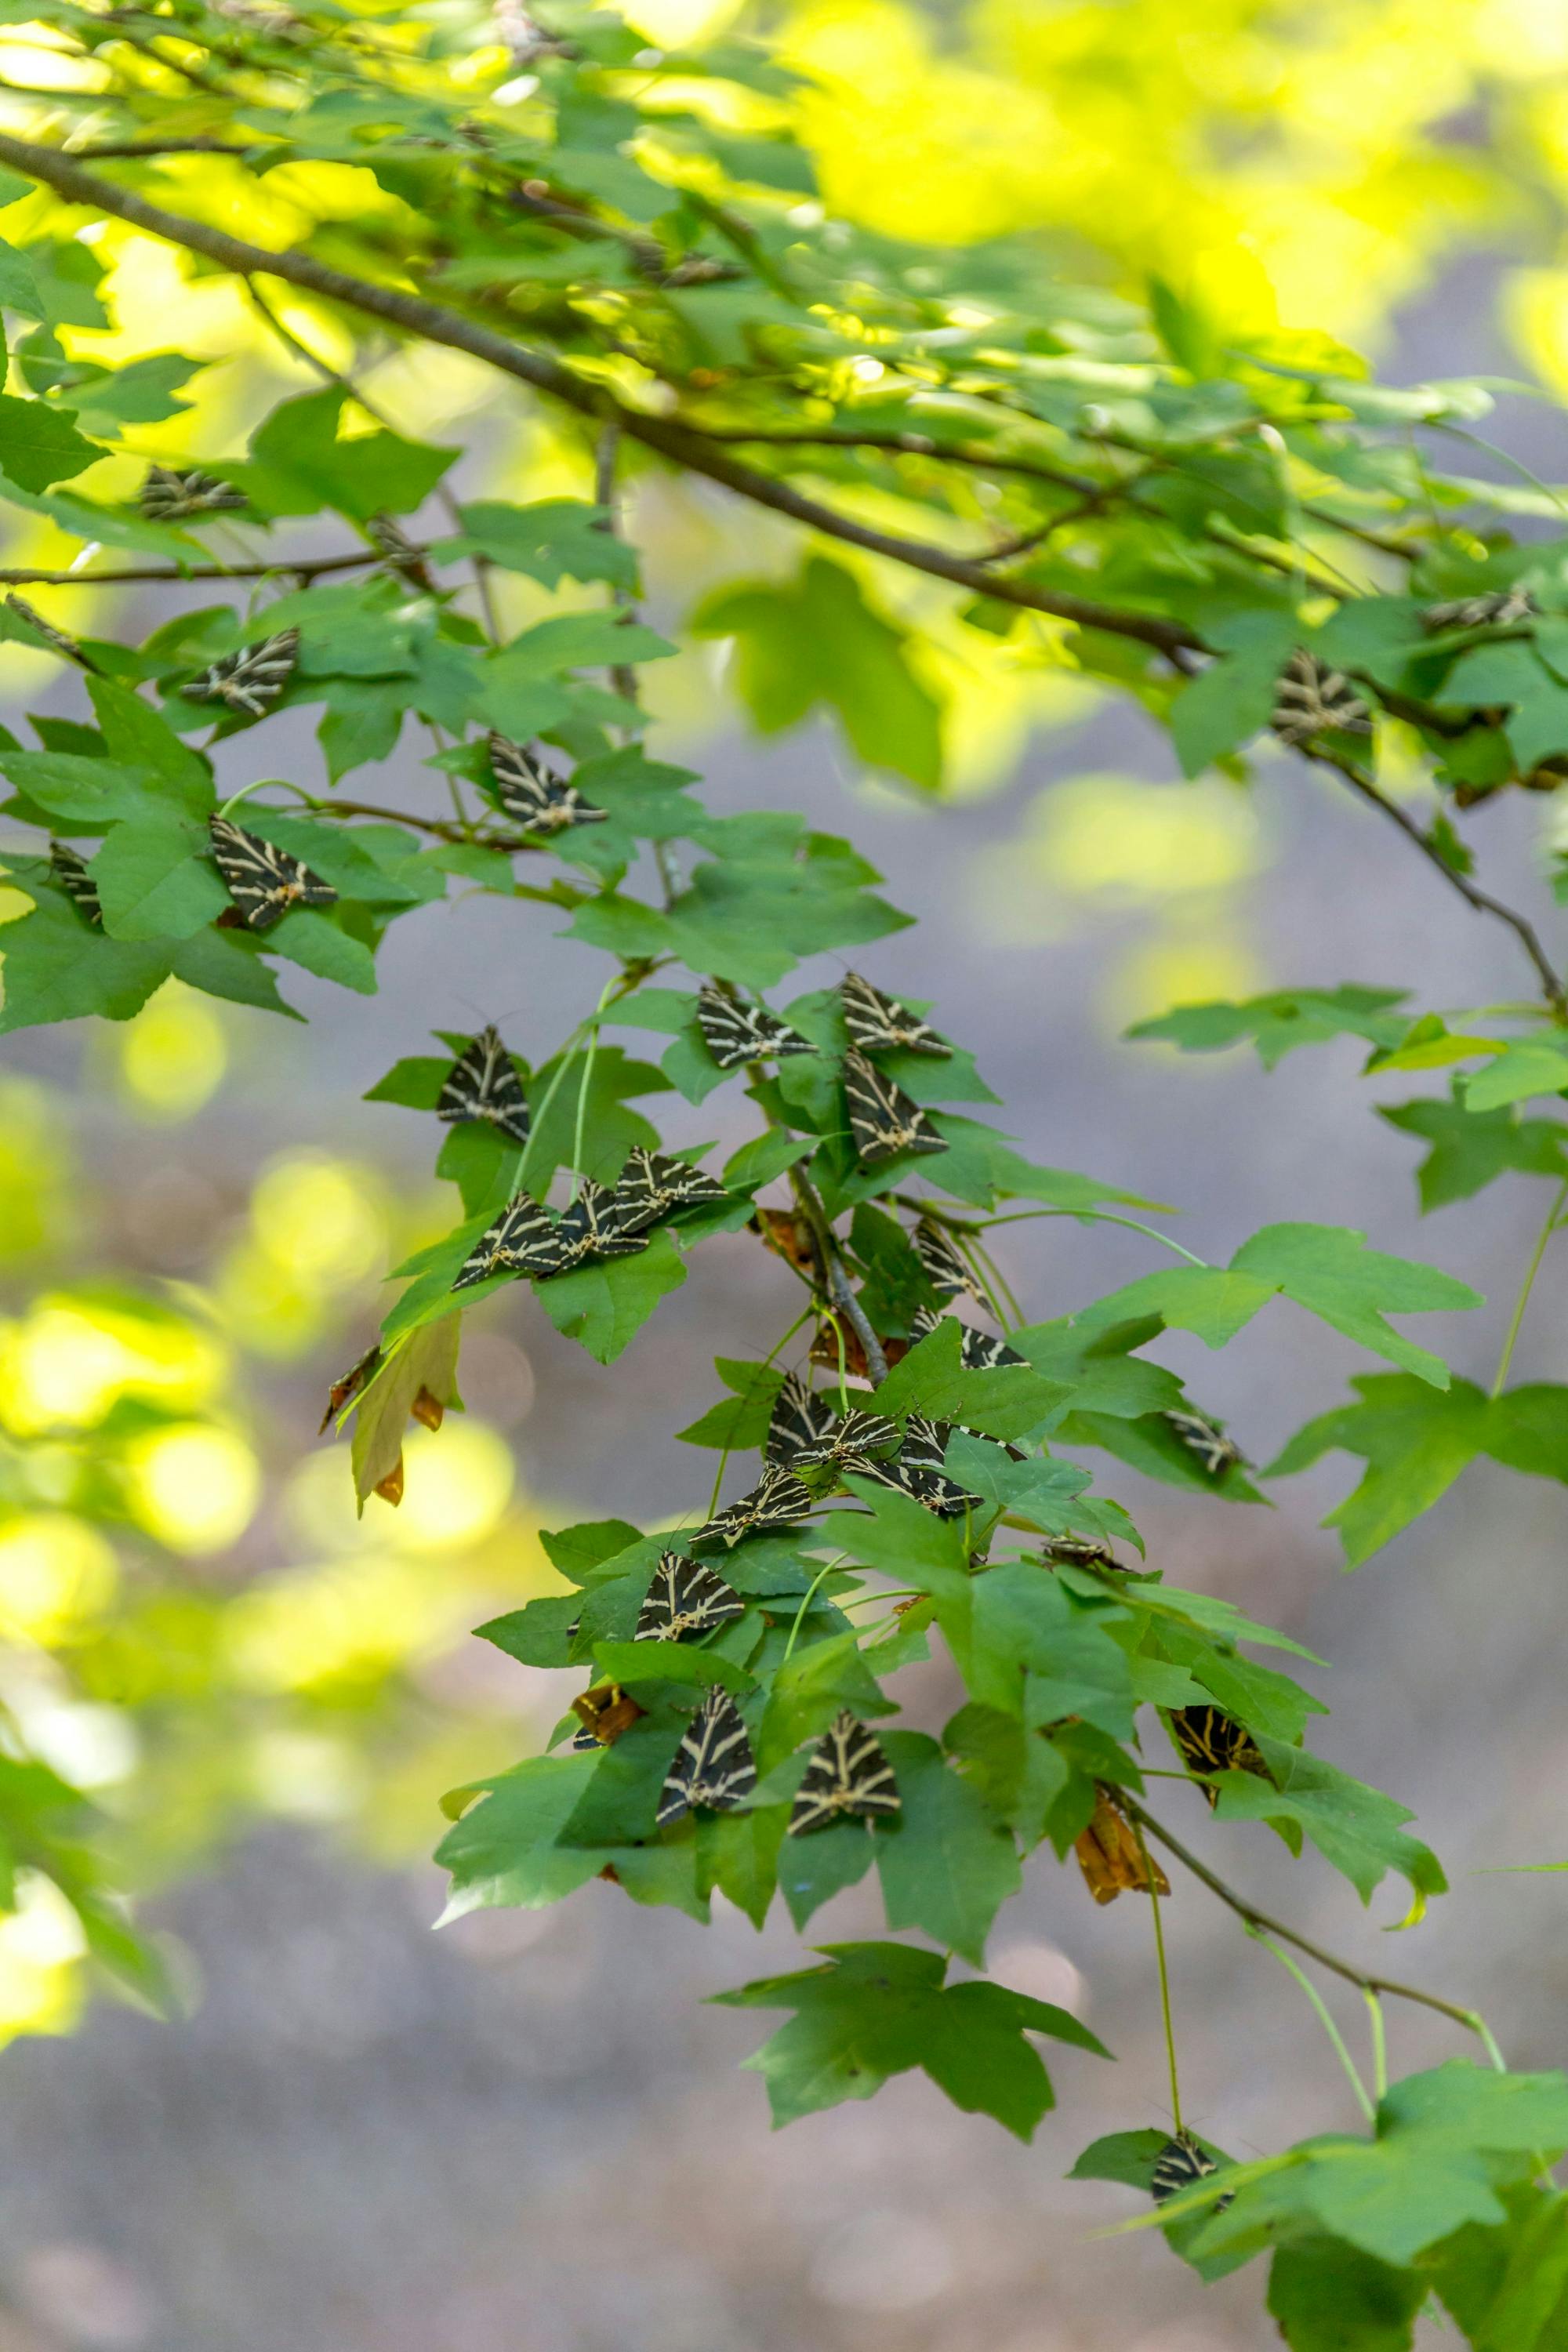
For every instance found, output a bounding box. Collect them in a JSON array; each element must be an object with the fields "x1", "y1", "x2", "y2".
[
  {"x1": 487, "y1": 731, "x2": 607, "y2": 833},
  {"x1": 655, "y1": 1687, "x2": 756, "y2": 1824},
  {"x1": 436, "y1": 1026, "x2": 532, "y2": 1147},
  {"x1": 840, "y1": 970, "x2": 951, "y2": 1059},
  {"x1": 696, "y1": 983, "x2": 814, "y2": 1072},
  {"x1": 843, "y1": 1051, "x2": 946, "y2": 1165},
  {"x1": 209, "y1": 815, "x2": 337, "y2": 931},
  {"x1": 634, "y1": 1553, "x2": 744, "y2": 1642},
  {"x1": 787, "y1": 1710, "x2": 901, "y2": 1836},
  {"x1": 183, "y1": 629, "x2": 299, "y2": 718}
]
